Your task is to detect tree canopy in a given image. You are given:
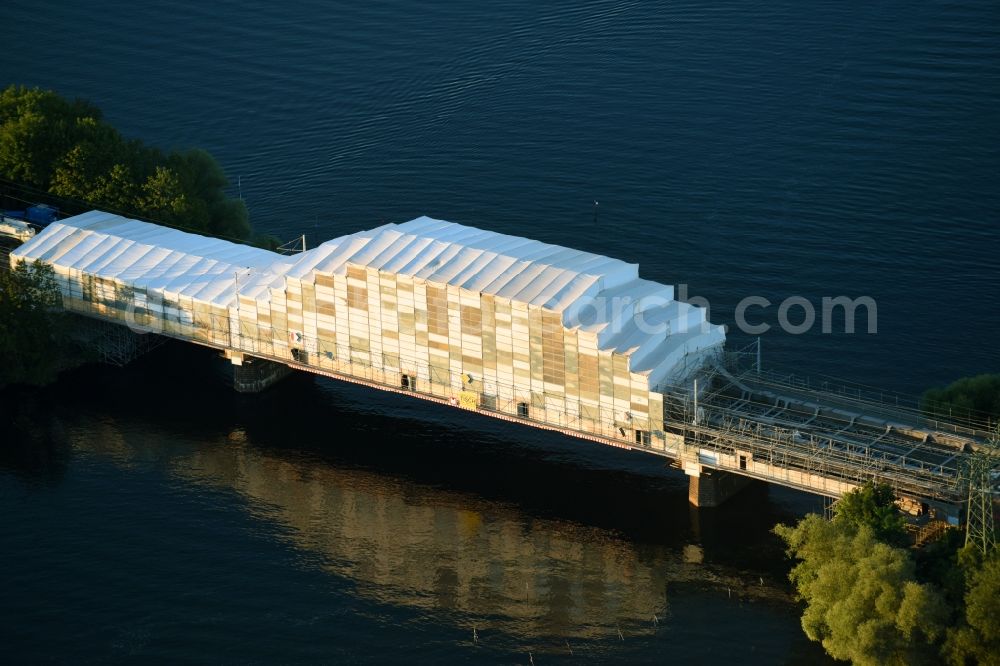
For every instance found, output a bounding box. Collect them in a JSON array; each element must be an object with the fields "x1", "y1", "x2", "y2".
[
  {"x1": 833, "y1": 481, "x2": 908, "y2": 546},
  {"x1": 944, "y1": 549, "x2": 1000, "y2": 666},
  {"x1": 777, "y1": 480, "x2": 999, "y2": 665},
  {"x1": 922, "y1": 374, "x2": 1000, "y2": 425},
  {"x1": 775, "y1": 514, "x2": 949, "y2": 665},
  {"x1": 0, "y1": 85, "x2": 251, "y2": 240},
  {"x1": 0, "y1": 259, "x2": 68, "y2": 387}
]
